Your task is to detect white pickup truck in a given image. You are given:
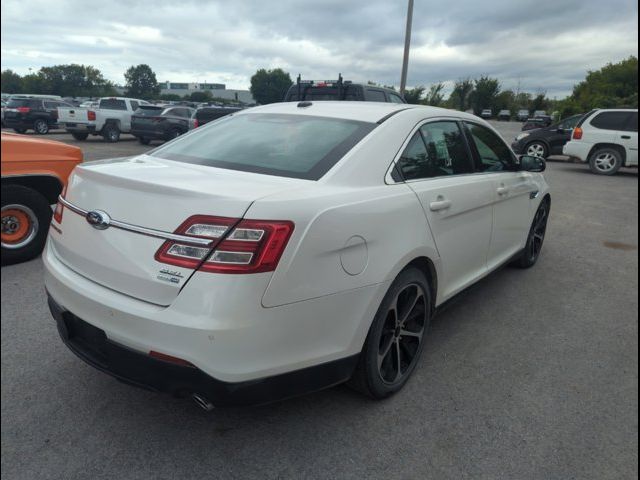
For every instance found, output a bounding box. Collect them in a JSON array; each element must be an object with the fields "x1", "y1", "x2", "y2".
[{"x1": 57, "y1": 97, "x2": 148, "y2": 142}]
